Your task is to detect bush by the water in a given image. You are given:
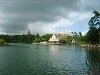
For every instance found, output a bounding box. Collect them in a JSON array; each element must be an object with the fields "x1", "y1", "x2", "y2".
[{"x1": 0, "y1": 39, "x2": 5, "y2": 45}]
